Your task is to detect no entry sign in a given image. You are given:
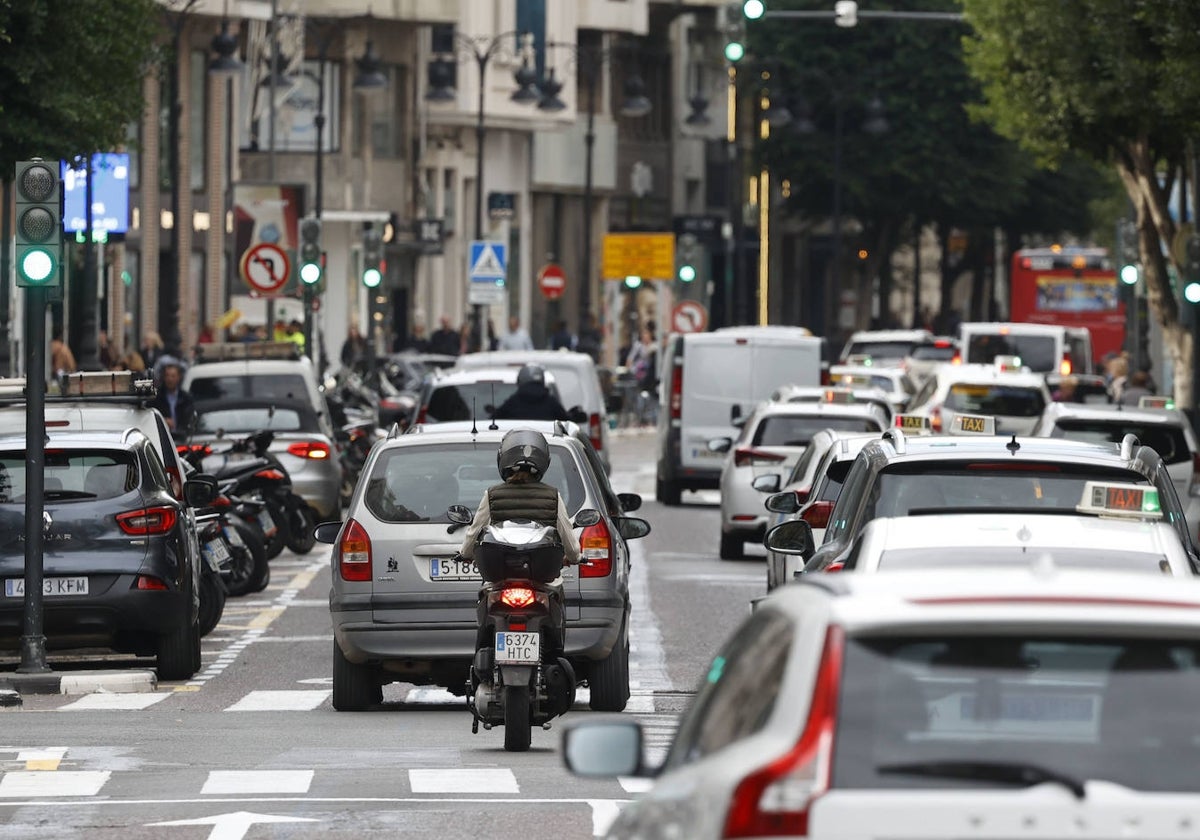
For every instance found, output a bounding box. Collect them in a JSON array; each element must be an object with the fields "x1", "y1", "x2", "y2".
[{"x1": 538, "y1": 263, "x2": 567, "y2": 300}]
